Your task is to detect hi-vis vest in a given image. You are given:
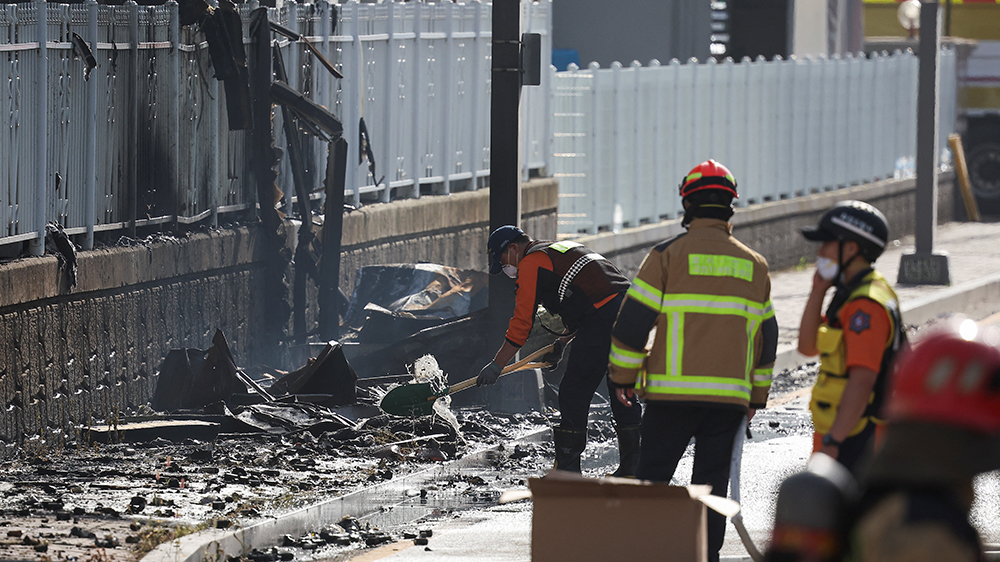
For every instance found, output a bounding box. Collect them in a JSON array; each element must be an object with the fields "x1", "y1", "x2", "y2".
[
  {"x1": 810, "y1": 270, "x2": 905, "y2": 436},
  {"x1": 608, "y1": 220, "x2": 778, "y2": 409},
  {"x1": 523, "y1": 240, "x2": 630, "y2": 330}
]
